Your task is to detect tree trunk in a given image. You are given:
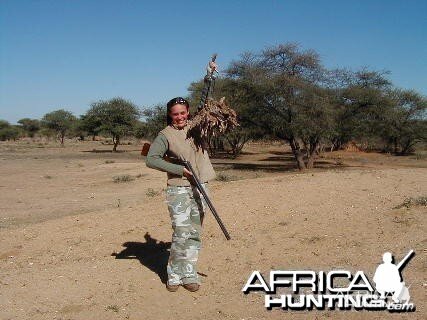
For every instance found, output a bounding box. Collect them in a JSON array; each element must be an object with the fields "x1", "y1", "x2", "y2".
[
  {"x1": 113, "y1": 136, "x2": 119, "y2": 152},
  {"x1": 400, "y1": 140, "x2": 415, "y2": 155},
  {"x1": 60, "y1": 132, "x2": 65, "y2": 145},
  {"x1": 207, "y1": 135, "x2": 214, "y2": 156},
  {"x1": 218, "y1": 138, "x2": 224, "y2": 151},
  {"x1": 225, "y1": 134, "x2": 249, "y2": 159},
  {"x1": 289, "y1": 137, "x2": 306, "y2": 170},
  {"x1": 302, "y1": 139, "x2": 309, "y2": 158},
  {"x1": 306, "y1": 140, "x2": 320, "y2": 169}
]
